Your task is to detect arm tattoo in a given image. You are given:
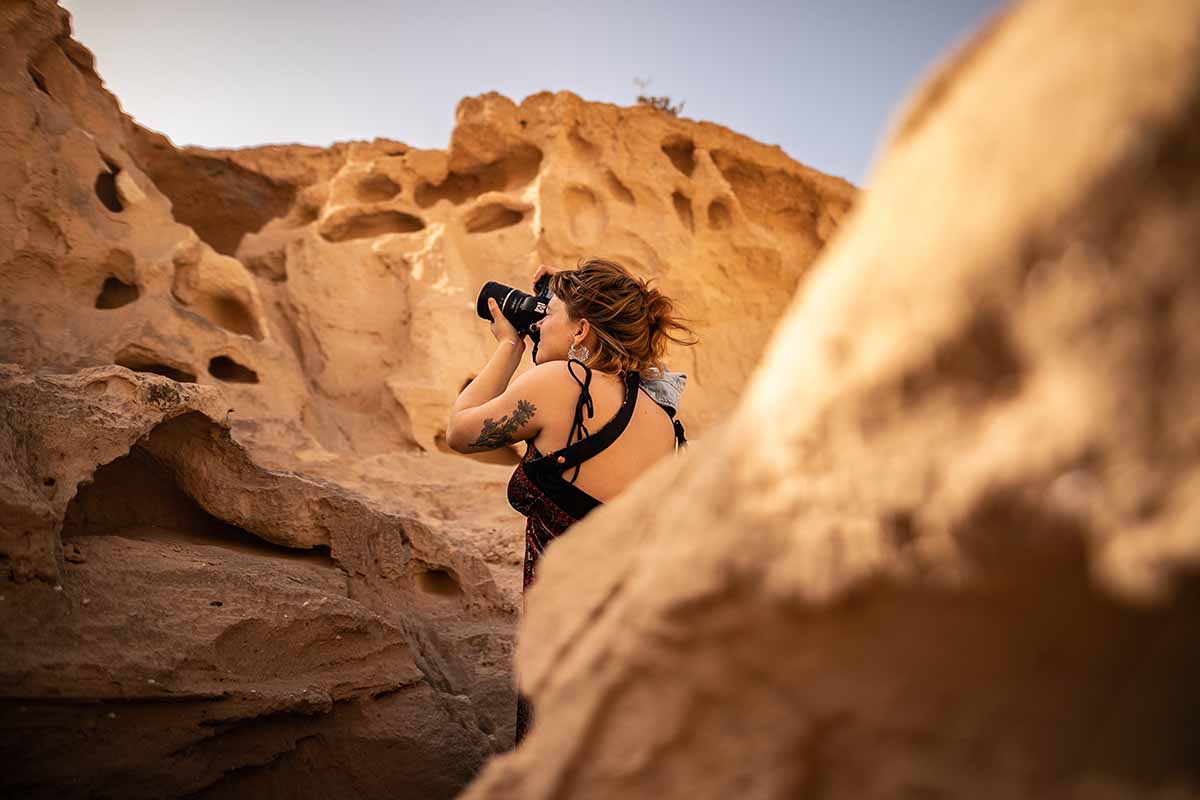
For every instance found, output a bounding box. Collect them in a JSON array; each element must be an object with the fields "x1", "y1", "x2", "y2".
[{"x1": 466, "y1": 399, "x2": 536, "y2": 451}]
